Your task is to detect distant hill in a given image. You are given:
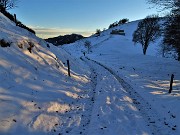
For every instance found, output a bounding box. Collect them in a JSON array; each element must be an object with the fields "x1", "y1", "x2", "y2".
[{"x1": 45, "y1": 34, "x2": 84, "y2": 46}]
